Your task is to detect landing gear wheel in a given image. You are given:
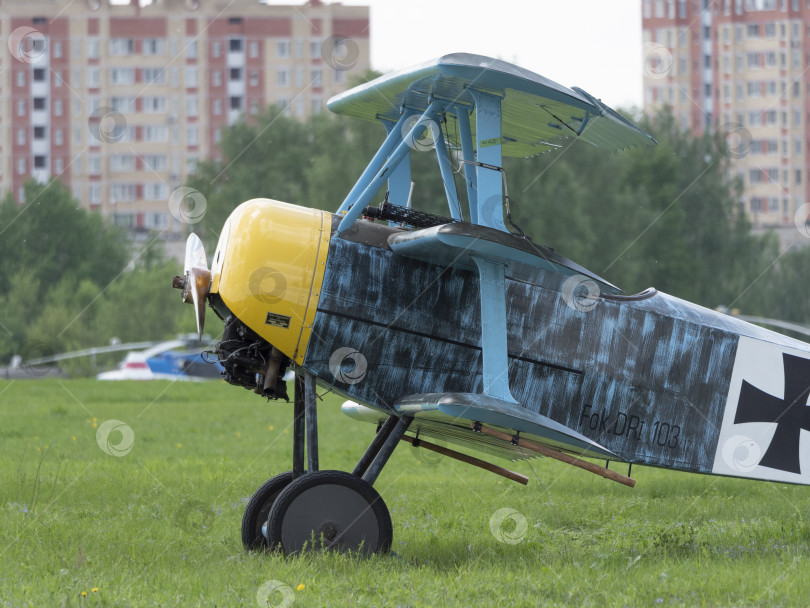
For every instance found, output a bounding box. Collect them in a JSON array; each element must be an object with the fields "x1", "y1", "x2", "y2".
[
  {"x1": 241, "y1": 471, "x2": 296, "y2": 551},
  {"x1": 266, "y1": 470, "x2": 392, "y2": 556}
]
